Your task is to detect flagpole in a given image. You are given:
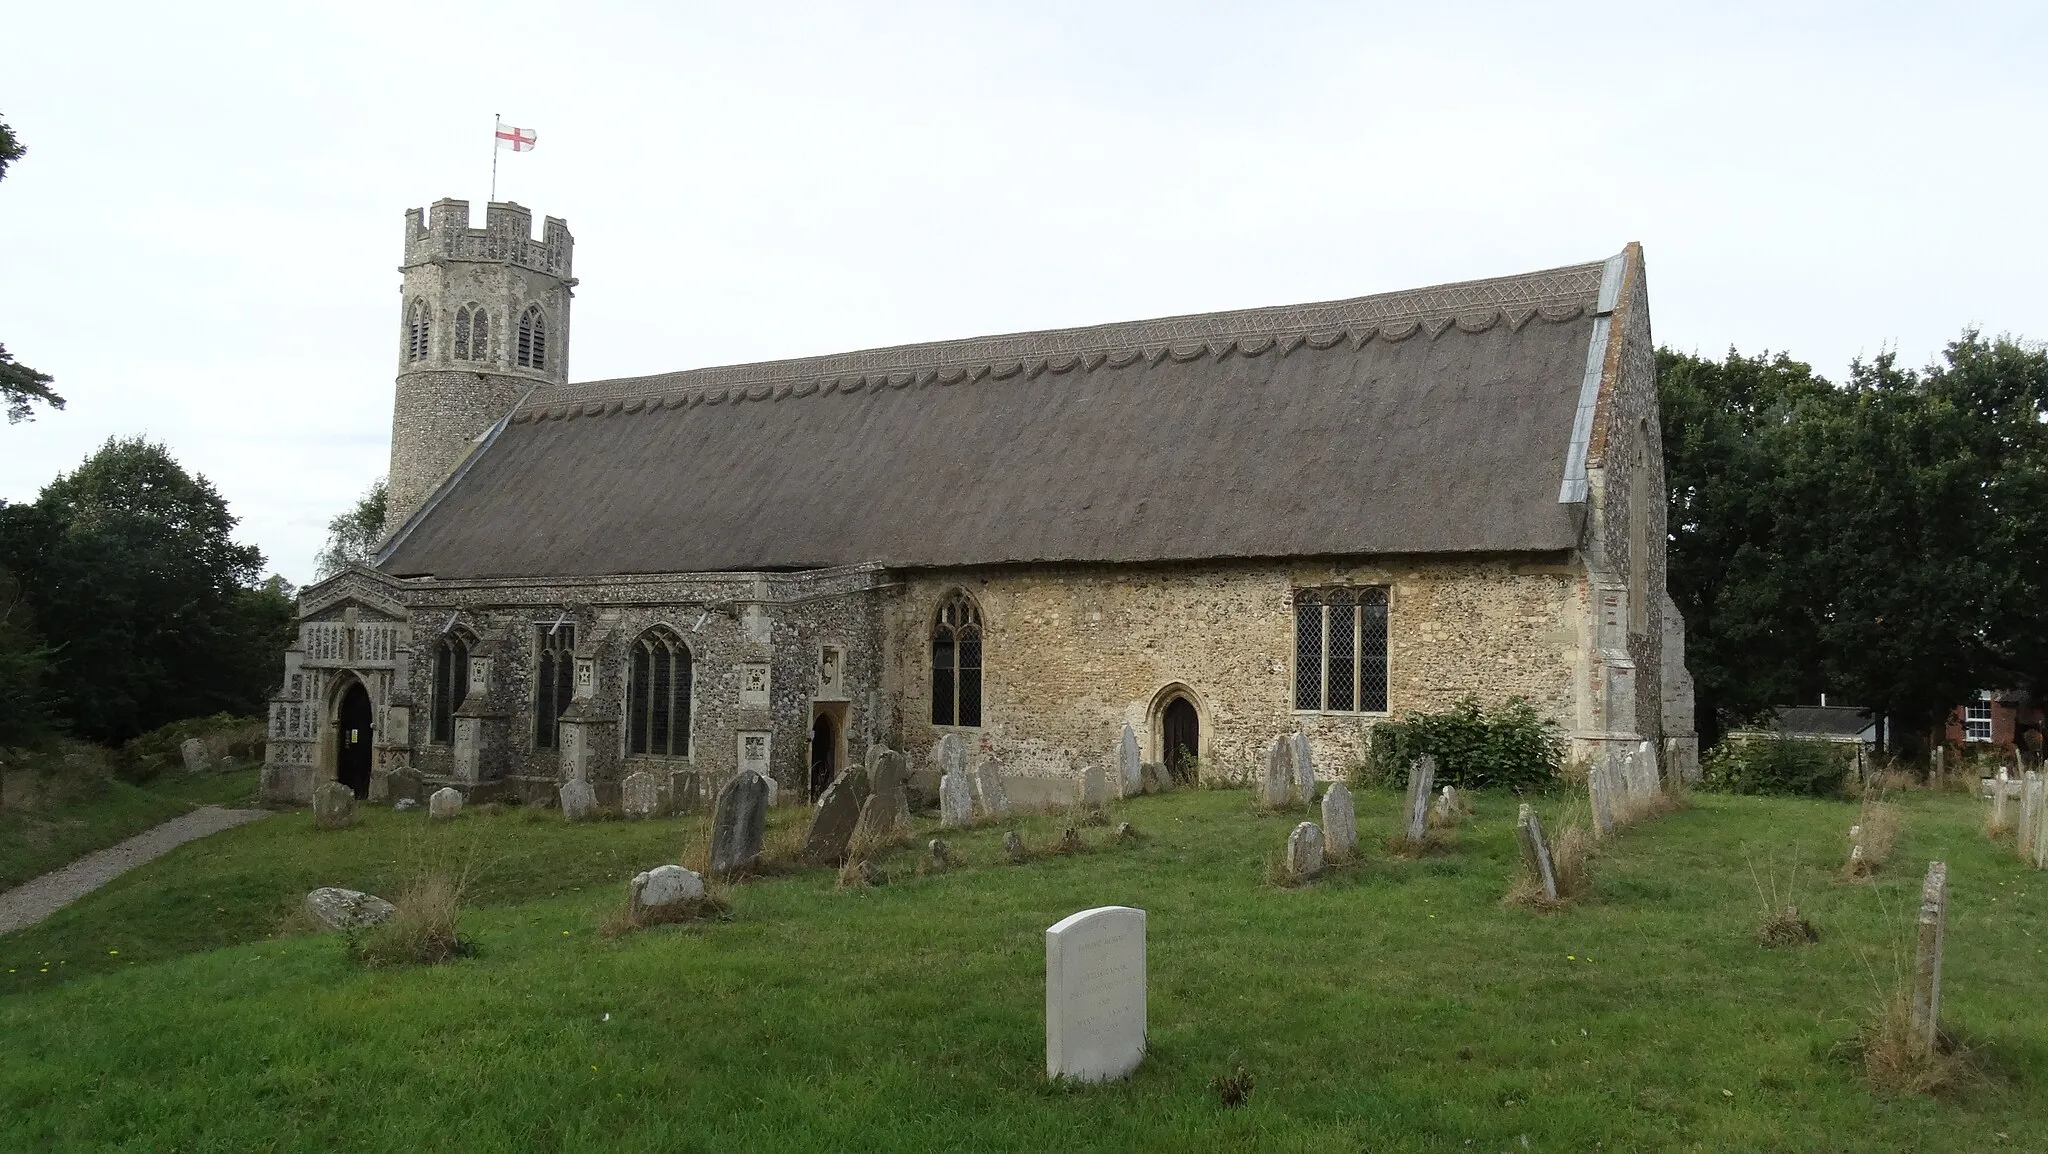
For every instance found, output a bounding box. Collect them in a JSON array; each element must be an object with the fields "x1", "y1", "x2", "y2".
[{"x1": 489, "y1": 112, "x2": 499, "y2": 203}]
